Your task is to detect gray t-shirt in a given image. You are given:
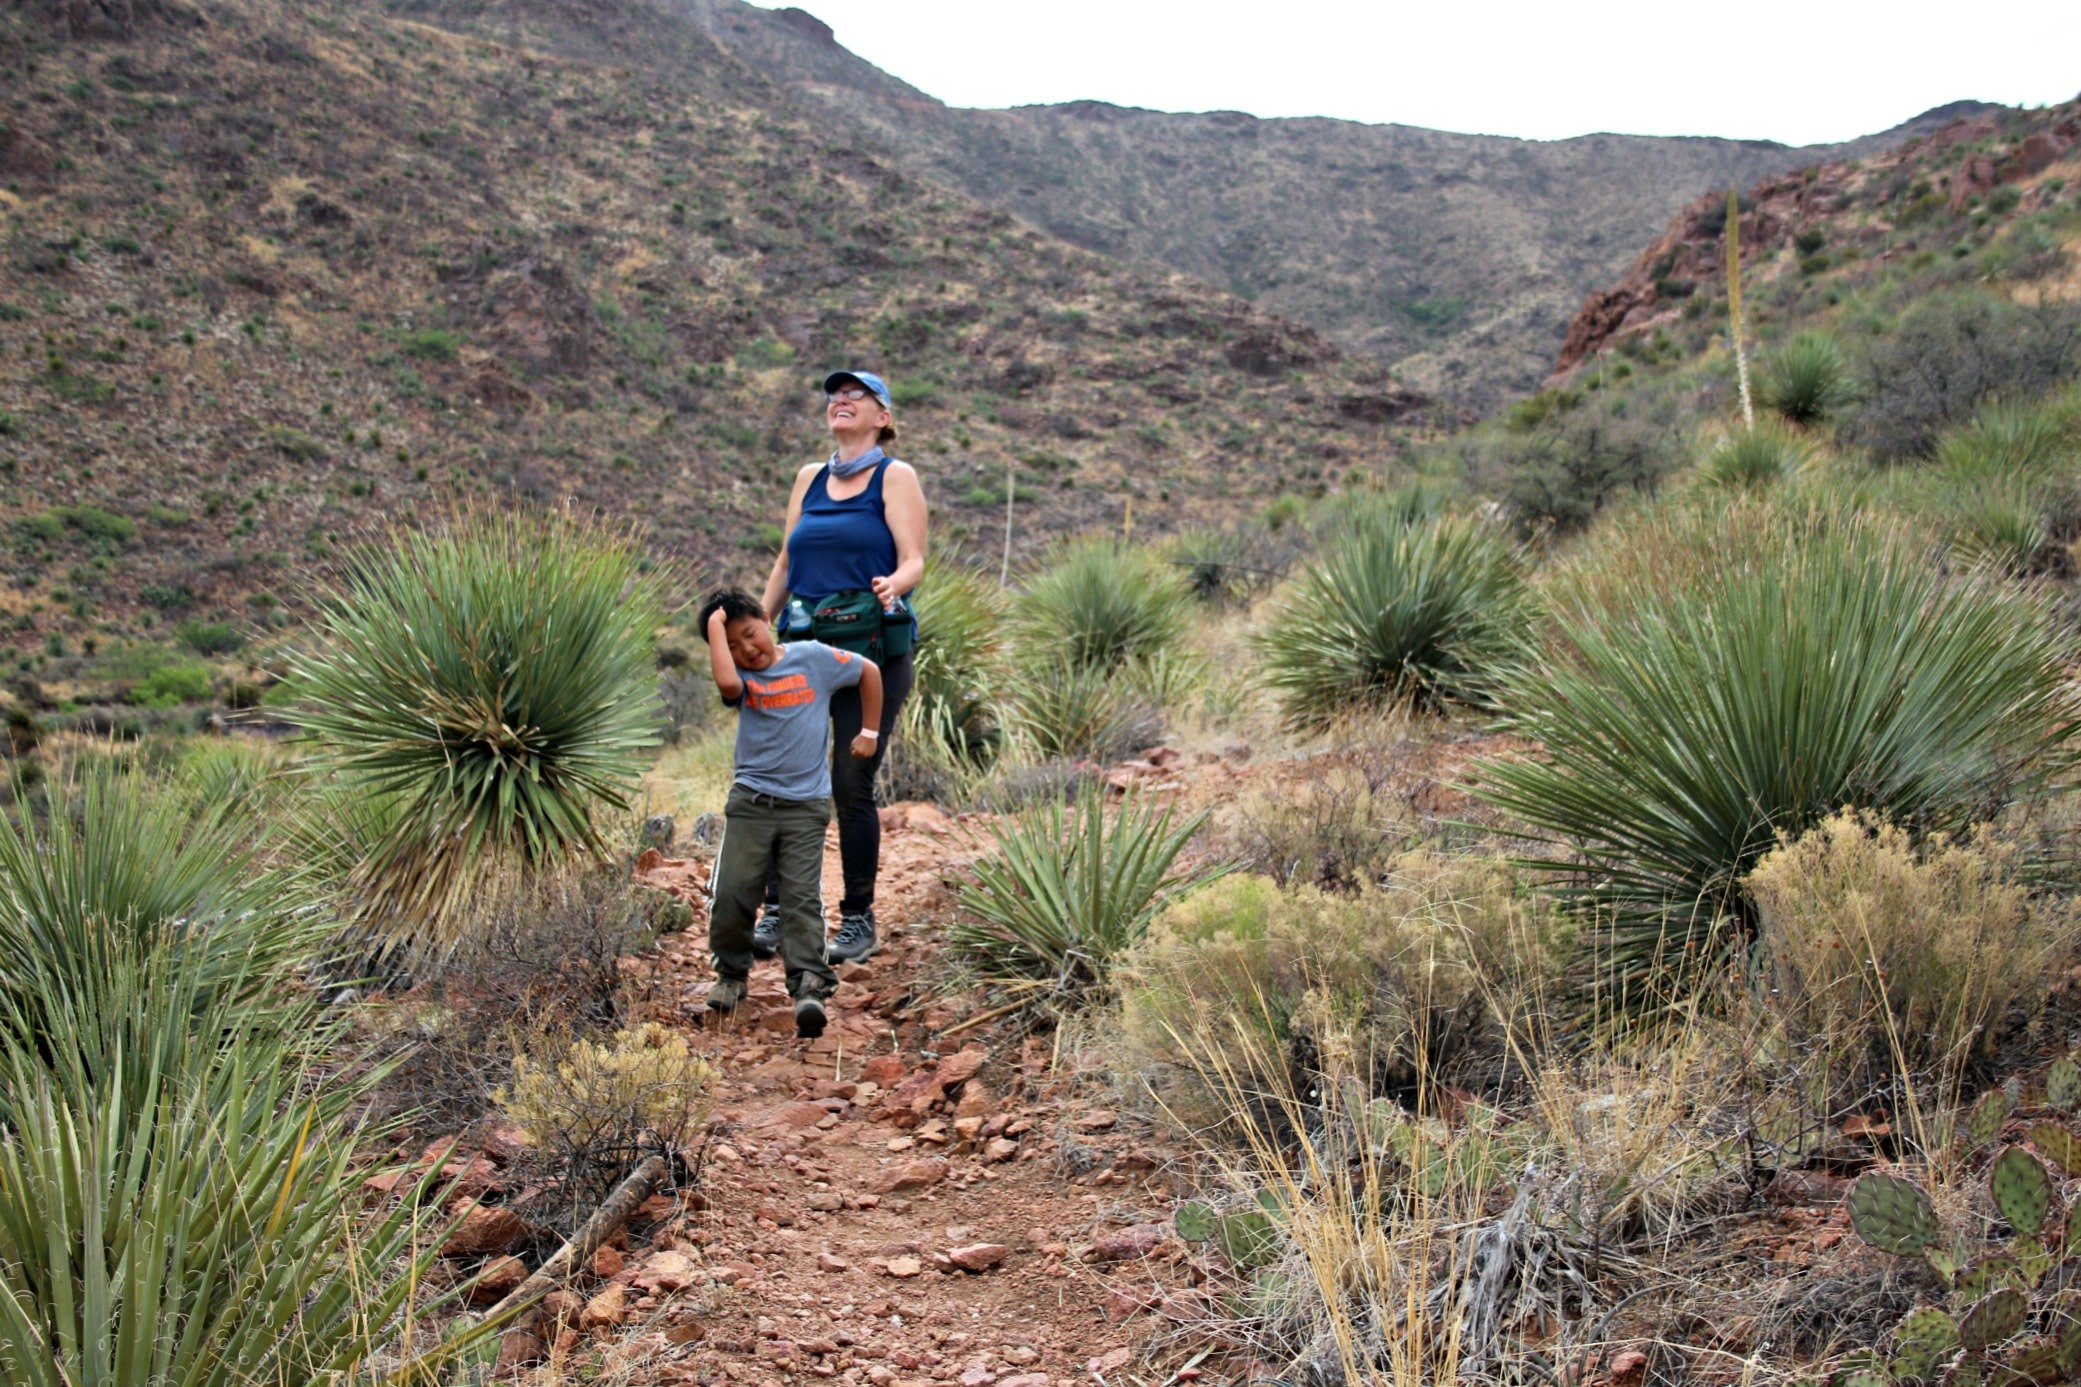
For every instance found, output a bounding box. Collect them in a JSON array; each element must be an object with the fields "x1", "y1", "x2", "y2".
[{"x1": 725, "y1": 640, "x2": 865, "y2": 801}]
